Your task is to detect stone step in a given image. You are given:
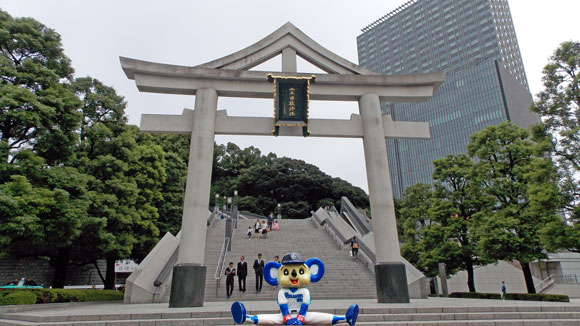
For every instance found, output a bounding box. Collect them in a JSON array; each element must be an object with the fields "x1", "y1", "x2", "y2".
[
  {"x1": 203, "y1": 218, "x2": 376, "y2": 300},
  {"x1": 3, "y1": 308, "x2": 580, "y2": 326}
]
